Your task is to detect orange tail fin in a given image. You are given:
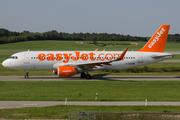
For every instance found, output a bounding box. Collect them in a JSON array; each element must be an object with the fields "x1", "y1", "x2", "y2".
[{"x1": 138, "y1": 25, "x2": 170, "y2": 52}]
